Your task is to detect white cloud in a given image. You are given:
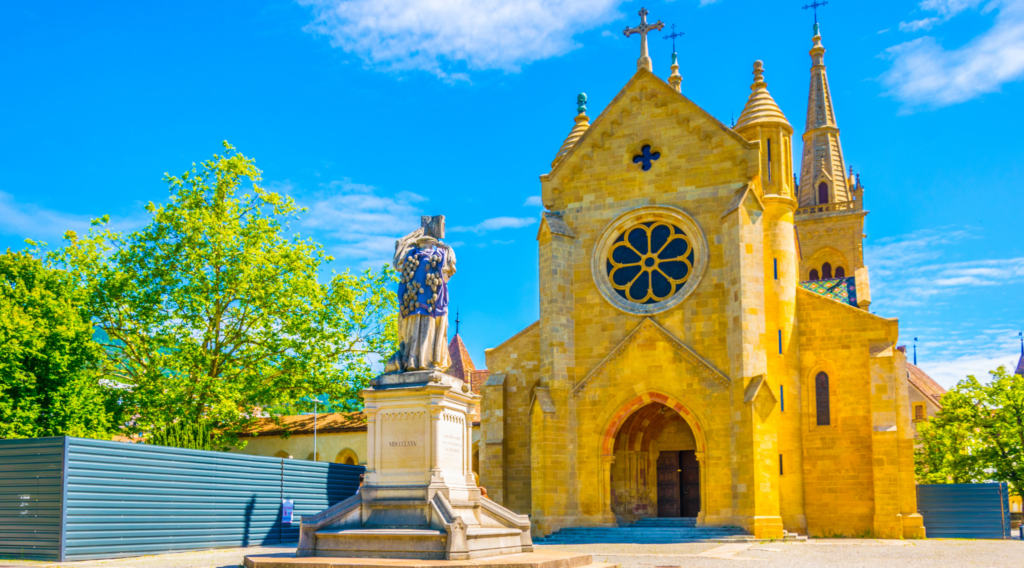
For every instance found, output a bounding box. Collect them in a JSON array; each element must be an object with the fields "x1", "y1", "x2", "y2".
[
  {"x1": 899, "y1": 16, "x2": 944, "y2": 31},
  {"x1": 298, "y1": 179, "x2": 427, "y2": 268},
  {"x1": 882, "y1": 0, "x2": 1024, "y2": 109},
  {"x1": 699, "y1": 0, "x2": 722, "y2": 5},
  {"x1": 865, "y1": 228, "x2": 1024, "y2": 307},
  {"x1": 918, "y1": 351, "x2": 1021, "y2": 389},
  {"x1": 524, "y1": 195, "x2": 543, "y2": 206},
  {"x1": 298, "y1": 0, "x2": 625, "y2": 80},
  {"x1": 0, "y1": 190, "x2": 147, "y2": 245},
  {"x1": 865, "y1": 227, "x2": 1024, "y2": 388},
  {"x1": 449, "y1": 216, "x2": 537, "y2": 235}
]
